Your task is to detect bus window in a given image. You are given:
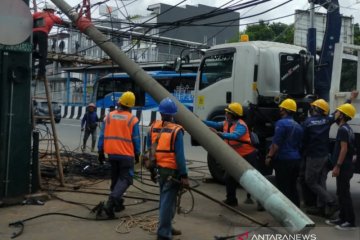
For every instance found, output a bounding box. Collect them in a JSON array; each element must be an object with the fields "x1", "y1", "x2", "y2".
[
  {"x1": 94, "y1": 71, "x2": 196, "y2": 109},
  {"x1": 96, "y1": 79, "x2": 132, "y2": 100},
  {"x1": 157, "y1": 76, "x2": 195, "y2": 92},
  {"x1": 96, "y1": 77, "x2": 145, "y2": 107}
]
